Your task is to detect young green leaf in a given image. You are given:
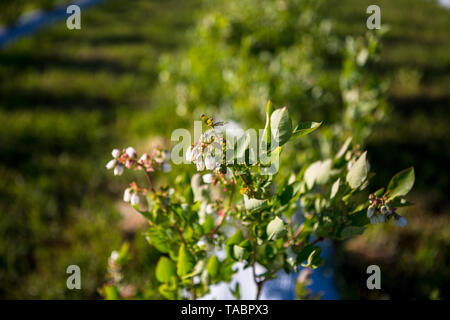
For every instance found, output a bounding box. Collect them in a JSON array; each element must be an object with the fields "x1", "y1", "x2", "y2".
[
  {"x1": 226, "y1": 229, "x2": 244, "y2": 258},
  {"x1": 346, "y1": 151, "x2": 368, "y2": 189},
  {"x1": 260, "y1": 100, "x2": 274, "y2": 151},
  {"x1": 267, "y1": 216, "x2": 286, "y2": 240},
  {"x1": 244, "y1": 195, "x2": 268, "y2": 212},
  {"x1": 233, "y1": 245, "x2": 245, "y2": 260},
  {"x1": 270, "y1": 107, "x2": 292, "y2": 149},
  {"x1": 330, "y1": 178, "x2": 340, "y2": 199},
  {"x1": 291, "y1": 121, "x2": 322, "y2": 140},
  {"x1": 304, "y1": 160, "x2": 332, "y2": 189},
  {"x1": 156, "y1": 256, "x2": 176, "y2": 283},
  {"x1": 206, "y1": 256, "x2": 220, "y2": 279},
  {"x1": 176, "y1": 244, "x2": 195, "y2": 277},
  {"x1": 301, "y1": 247, "x2": 324, "y2": 269},
  {"x1": 387, "y1": 167, "x2": 415, "y2": 200}
]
